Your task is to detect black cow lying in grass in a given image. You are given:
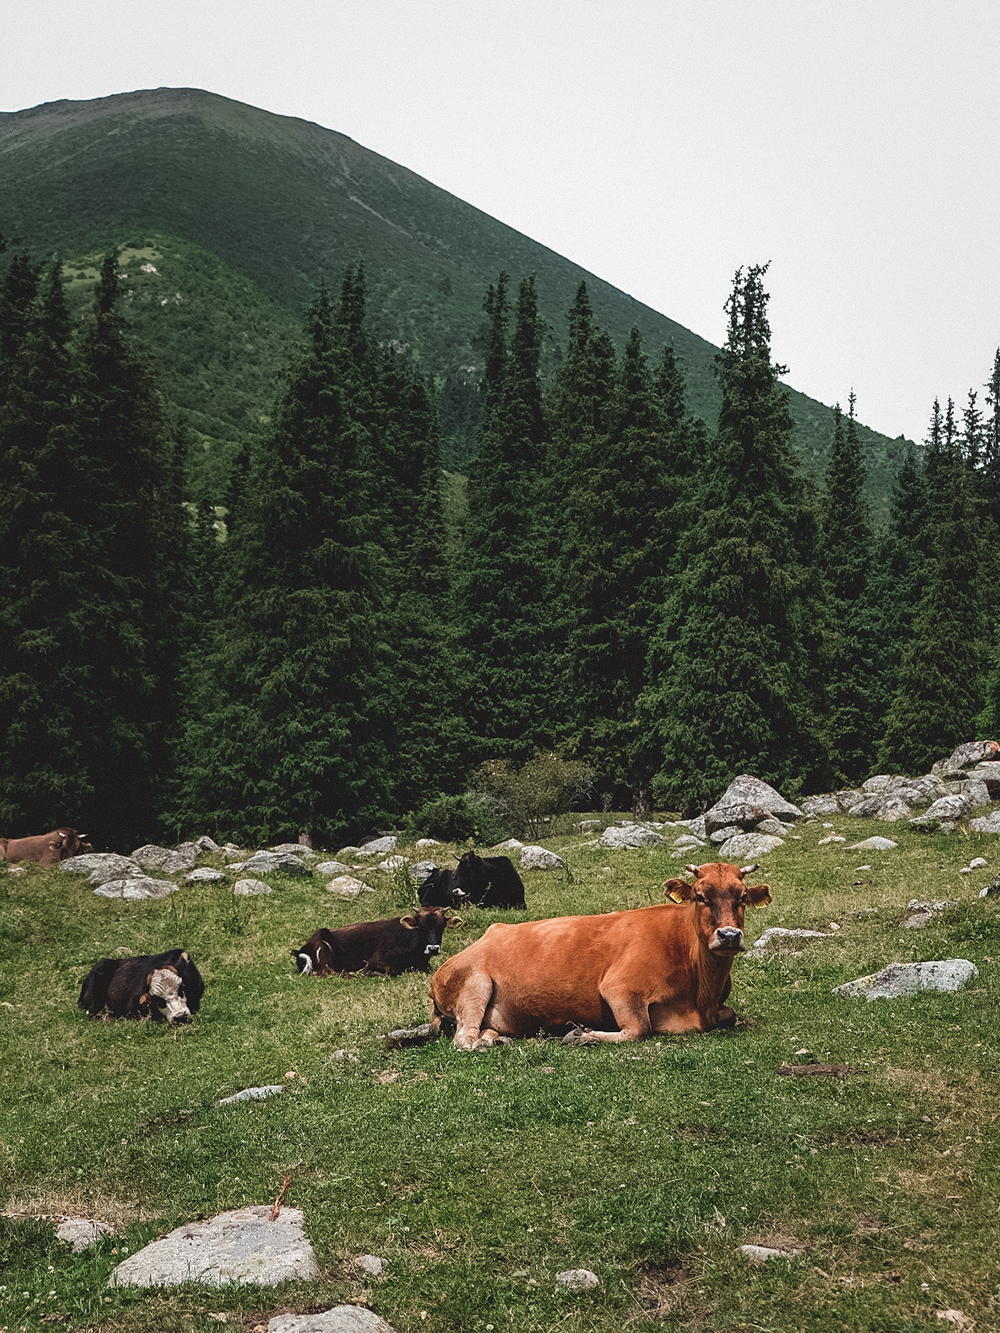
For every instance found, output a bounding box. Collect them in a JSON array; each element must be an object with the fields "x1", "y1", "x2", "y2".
[
  {"x1": 418, "y1": 851, "x2": 527, "y2": 911},
  {"x1": 79, "y1": 949, "x2": 204, "y2": 1023},
  {"x1": 292, "y1": 905, "x2": 461, "y2": 977}
]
